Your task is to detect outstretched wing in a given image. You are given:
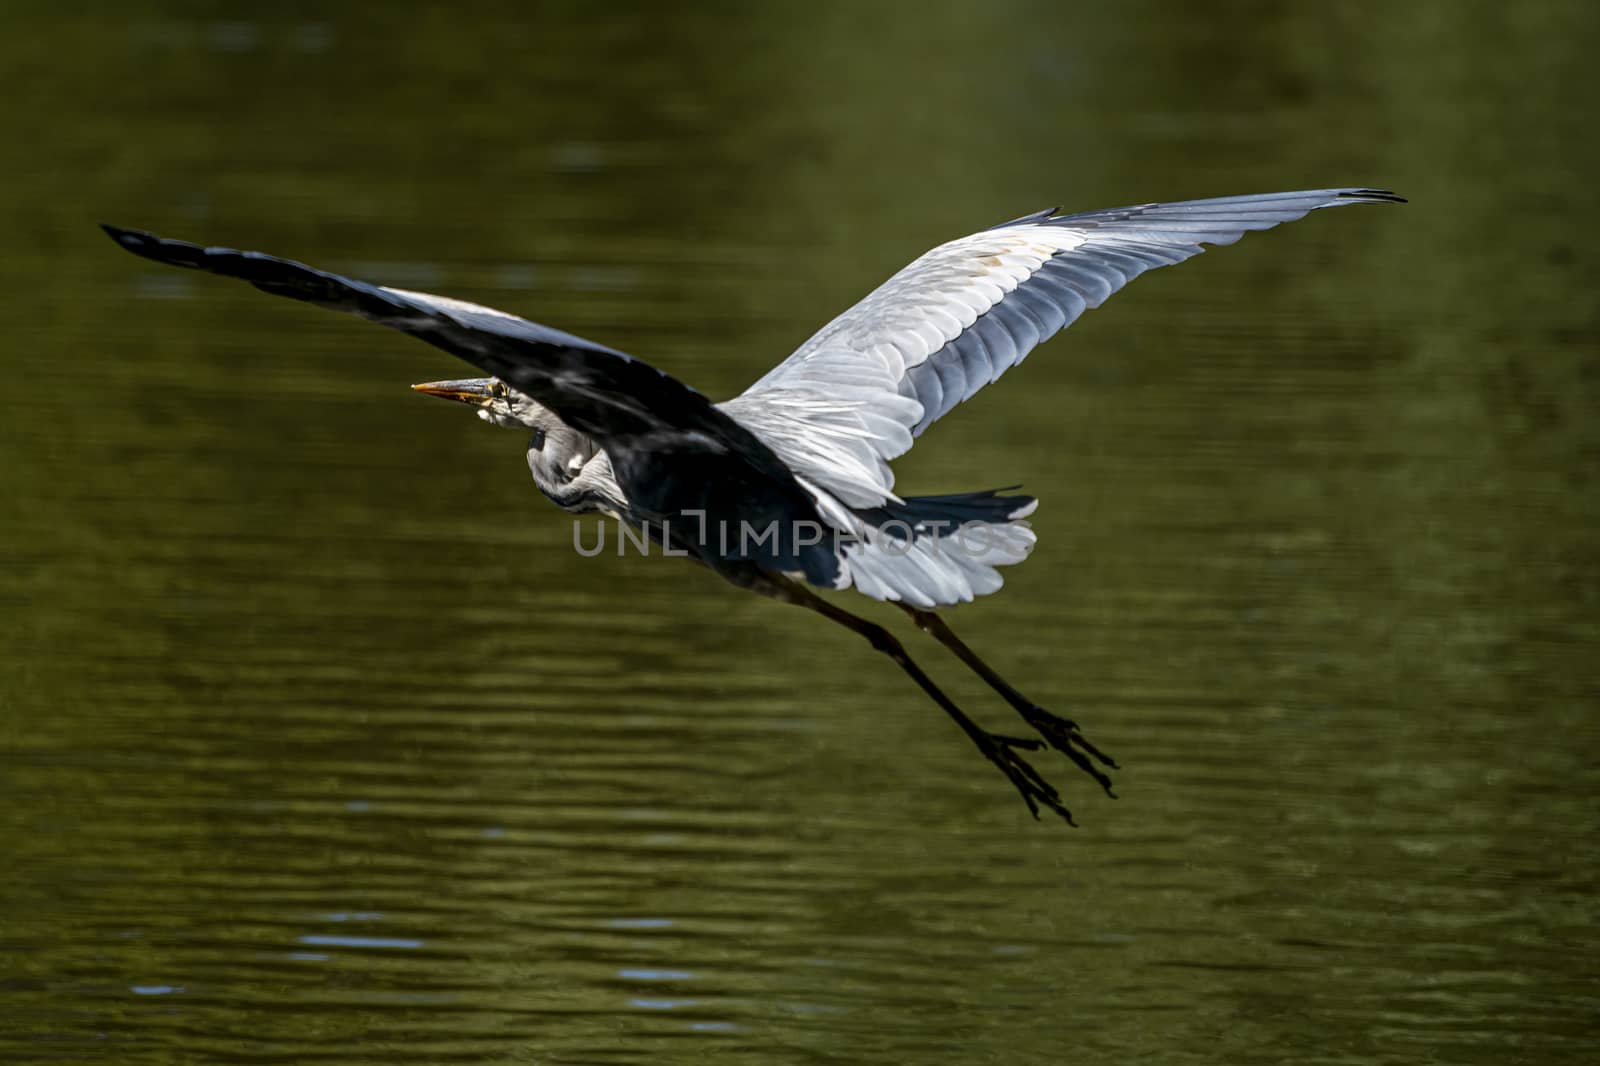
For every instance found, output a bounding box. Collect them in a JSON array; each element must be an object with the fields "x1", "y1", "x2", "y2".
[
  {"x1": 728, "y1": 188, "x2": 1402, "y2": 504},
  {"x1": 102, "y1": 225, "x2": 839, "y2": 585}
]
